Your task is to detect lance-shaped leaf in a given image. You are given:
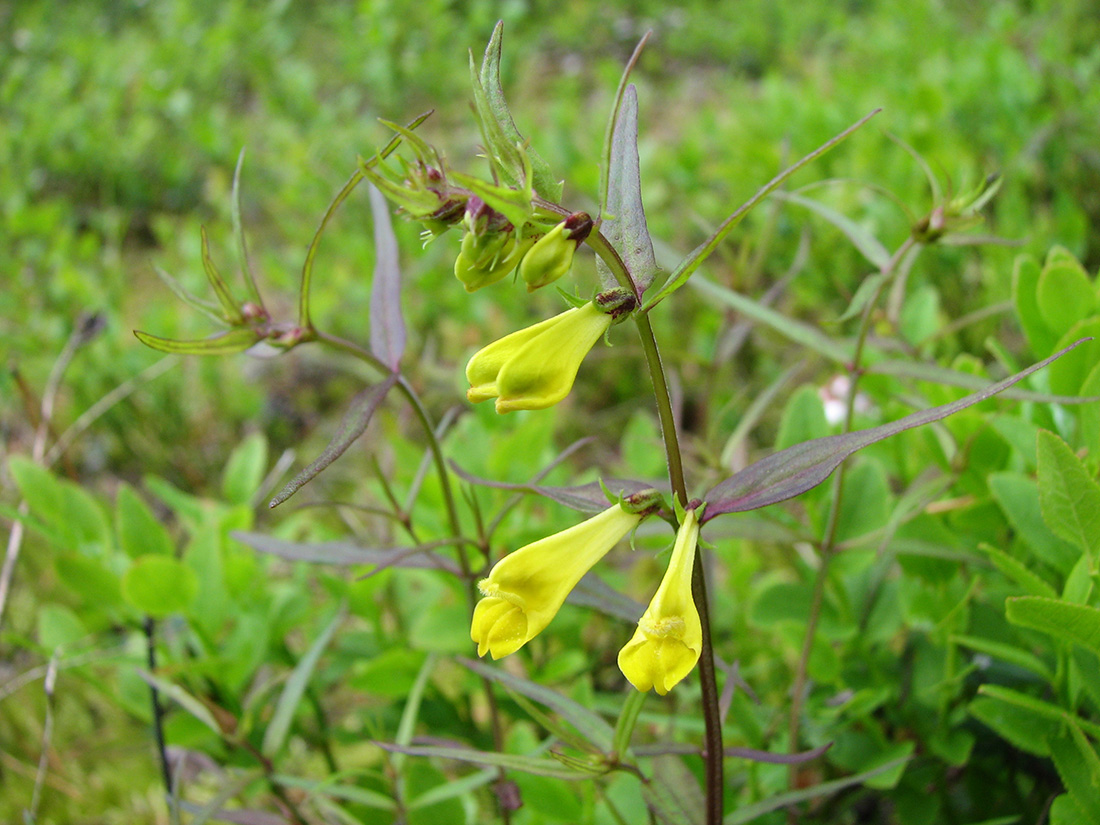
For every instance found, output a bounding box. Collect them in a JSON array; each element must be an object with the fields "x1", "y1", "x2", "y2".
[
  {"x1": 596, "y1": 85, "x2": 658, "y2": 292},
  {"x1": 133, "y1": 327, "x2": 261, "y2": 355},
  {"x1": 702, "y1": 341, "x2": 1088, "y2": 522},
  {"x1": 642, "y1": 109, "x2": 880, "y2": 311},
  {"x1": 269, "y1": 375, "x2": 397, "y2": 508},
  {"x1": 200, "y1": 226, "x2": 245, "y2": 323},
  {"x1": 450, "y1": 464, "x2": 658, "y2": 513},
  {"x1": 460, "y1": 656, "x2": 616, "y2": 752},
  {"x1": 232, "y1": 531, "x2": 463, "y2": 576},
  {"x1": 375, "y1": 741, "x2": 594, "y2": 780},
  {"x1": 368, "y1": 185, "x2": 405, "y2": 370},
  {"x1": 771, "y1": 191, "x2": 892, "y2": 271},
  {"x1": 478, "y1": 22, "x2": 561, "y2": 202}
]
